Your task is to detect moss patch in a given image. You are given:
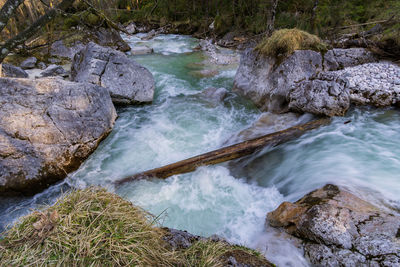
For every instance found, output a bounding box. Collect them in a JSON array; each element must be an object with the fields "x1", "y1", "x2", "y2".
[
  {"x1": 256, "y1": 28, "x2": 328, "y2": 58},
  {"x1": 0, "y1": 188, "x2": 271, "y2": 266}
]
